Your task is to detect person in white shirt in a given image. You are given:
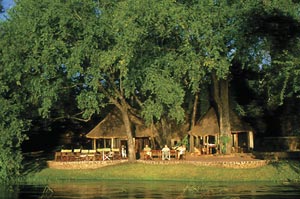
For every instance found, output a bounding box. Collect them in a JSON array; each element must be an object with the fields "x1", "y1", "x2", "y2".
[
  {"x1": 121, "y1": 145, "x2": 127, "y2": 158},
  {"x1": 161, "y1": 145, "x2": 170, "y2": 160}
]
